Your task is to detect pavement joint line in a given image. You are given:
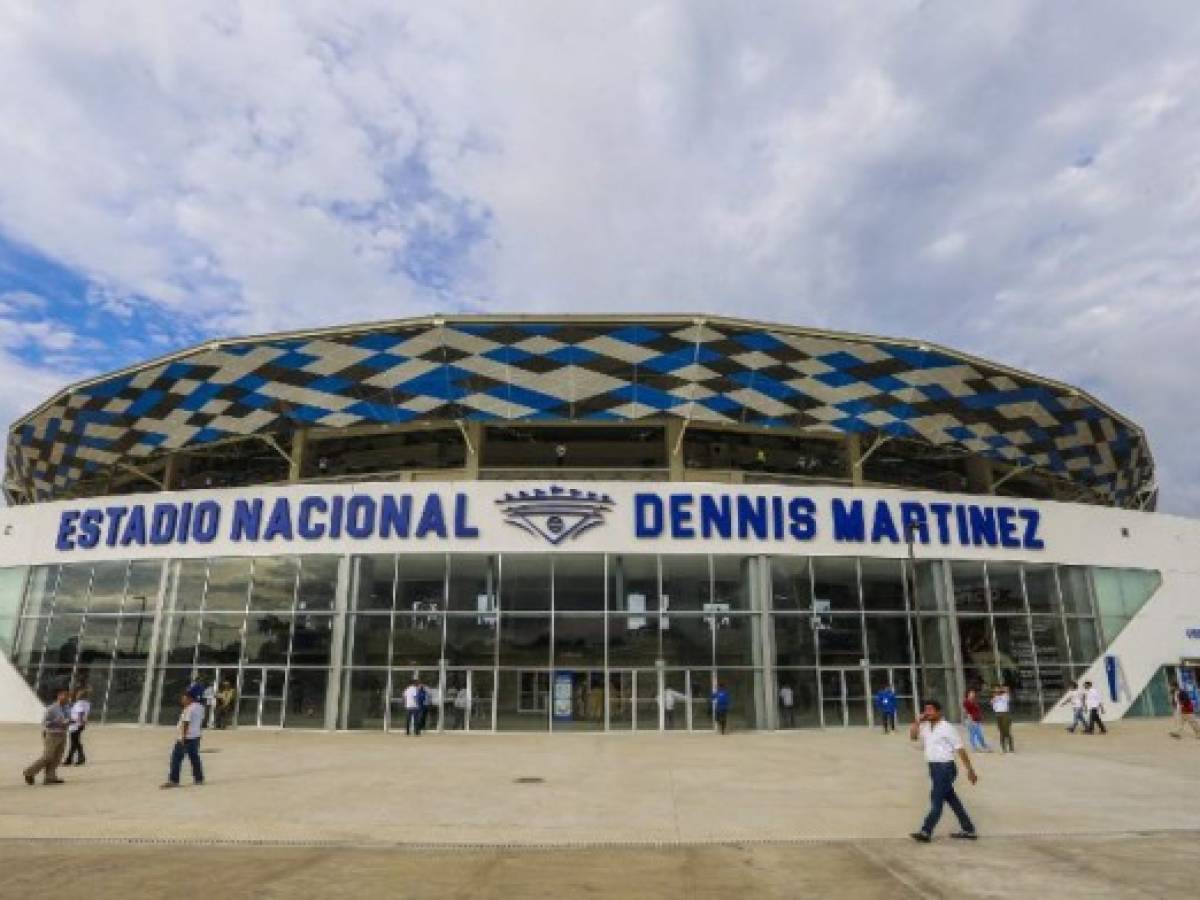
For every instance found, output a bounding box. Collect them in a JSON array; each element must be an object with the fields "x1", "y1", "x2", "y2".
[{"x1": 0, "y1": 828, "x2": 1196, "y2": 852}]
